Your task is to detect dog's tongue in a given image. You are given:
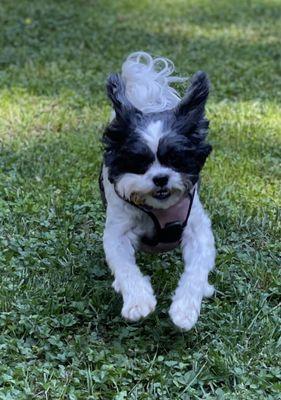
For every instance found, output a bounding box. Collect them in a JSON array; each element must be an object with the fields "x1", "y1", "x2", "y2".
[{"x1": 151, "y1": 196, "x2": 191, "y2": 228}]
